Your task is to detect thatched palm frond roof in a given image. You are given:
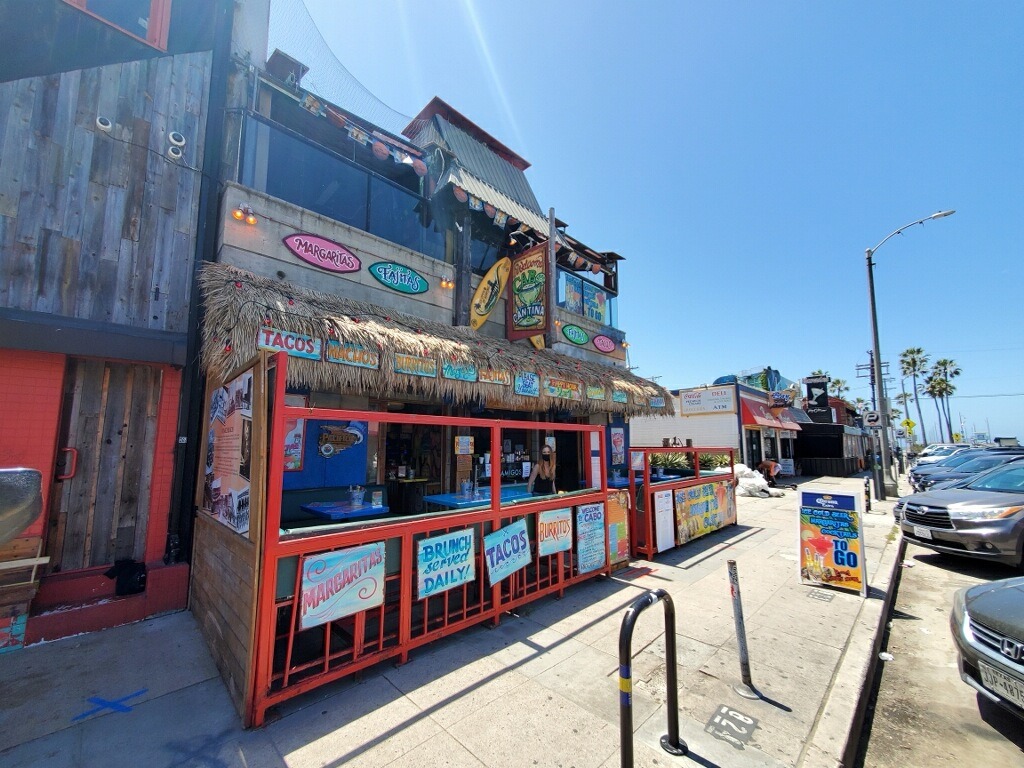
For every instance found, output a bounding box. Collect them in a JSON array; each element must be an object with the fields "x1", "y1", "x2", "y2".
[{"x1": 199, "y1": 263, "x2": 673, "y2": 417}]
